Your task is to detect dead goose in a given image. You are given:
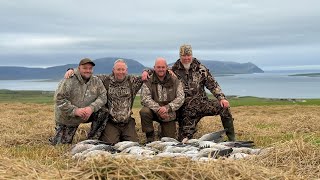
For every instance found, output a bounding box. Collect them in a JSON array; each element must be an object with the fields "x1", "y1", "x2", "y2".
[
  {"x1": 114, "y1": 141, "x2": 140, "y2": 151},
  {"x1": 164, "y1": 145, "x2": 198, "y2": 153},
  {"x1": 219, "y1": 141, "x2": 255, "y2": 148},
  {"x1": 231, "y1": 147, "x2": 261, "y2": 155},
  {"x1": 77, "y1": 139, "x2": 112, "y2": 145},
  {"x1": 146, "y1": 141, "x2": 179, "y2": 151},
  {"x1": 198, "y1": 147, "x2": 233, "y2": 158},
  {"x1": 160, "y1": 137, "x2": 180, "y2": 143},
  {"x1": 198, "y1": 129, "x2": 227, "y2": 142},
  {"x1": 228, "y1": 152, "x2": 249, "y2": 160},
  {"x1": 122, "y1": 146, "x2": 157, "y2": 156},
  {"x1": 70, "y1": 143, "x2": 96, "y2": 155}
]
